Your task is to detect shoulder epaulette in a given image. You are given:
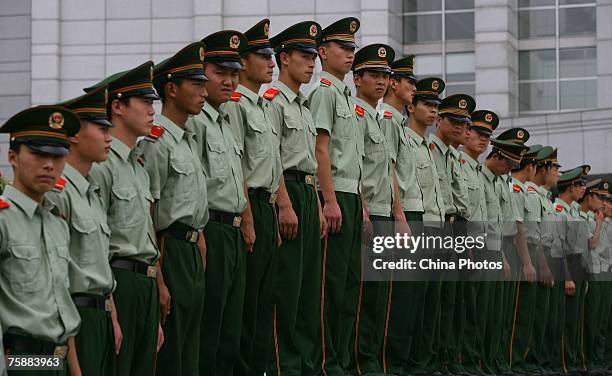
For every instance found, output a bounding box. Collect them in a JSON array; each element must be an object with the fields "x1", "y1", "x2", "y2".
[
  {"x1": 54, "y1": 177, "x2": 67, "y2": 192},
  {"x1": 383, "y1": 111, "x2": 393, "y2": 119},
  {"x1": 229, "y1": 92, "x2": 242, "y2": 102},
  {"x1": 429, "y1": 142, "x2": 435, "y2": 151},
  {"x1": 555, "y1": 204, "x2": 564, "y2": 212},
  {"x1": 355, "y1": 105, "x2": 365, "y2": 118},
  {"x1": 320, "y1": 78, "x2": 332, "y2": 87},
  {"x1": 0, "y1": 198, "x2": 10, "y2": 210},
  {"x1": 137, "y1": 157, "x2": 145, "y2": 167},
  {"x1": 263, "y1": 88, "x2": 280, "y2": 100},
  {"x1": 513, "y1": 184, "x2": 522, "y2": 193},
  {"x1": 459, "y1": 159, "x2": 465, "y2": 165},
  {"x1": 148, "y1": 125, "x2": 165, "y2": 139},
  {"x1": 527, "y1": 185, "x2": 537, "y2": 193}
]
